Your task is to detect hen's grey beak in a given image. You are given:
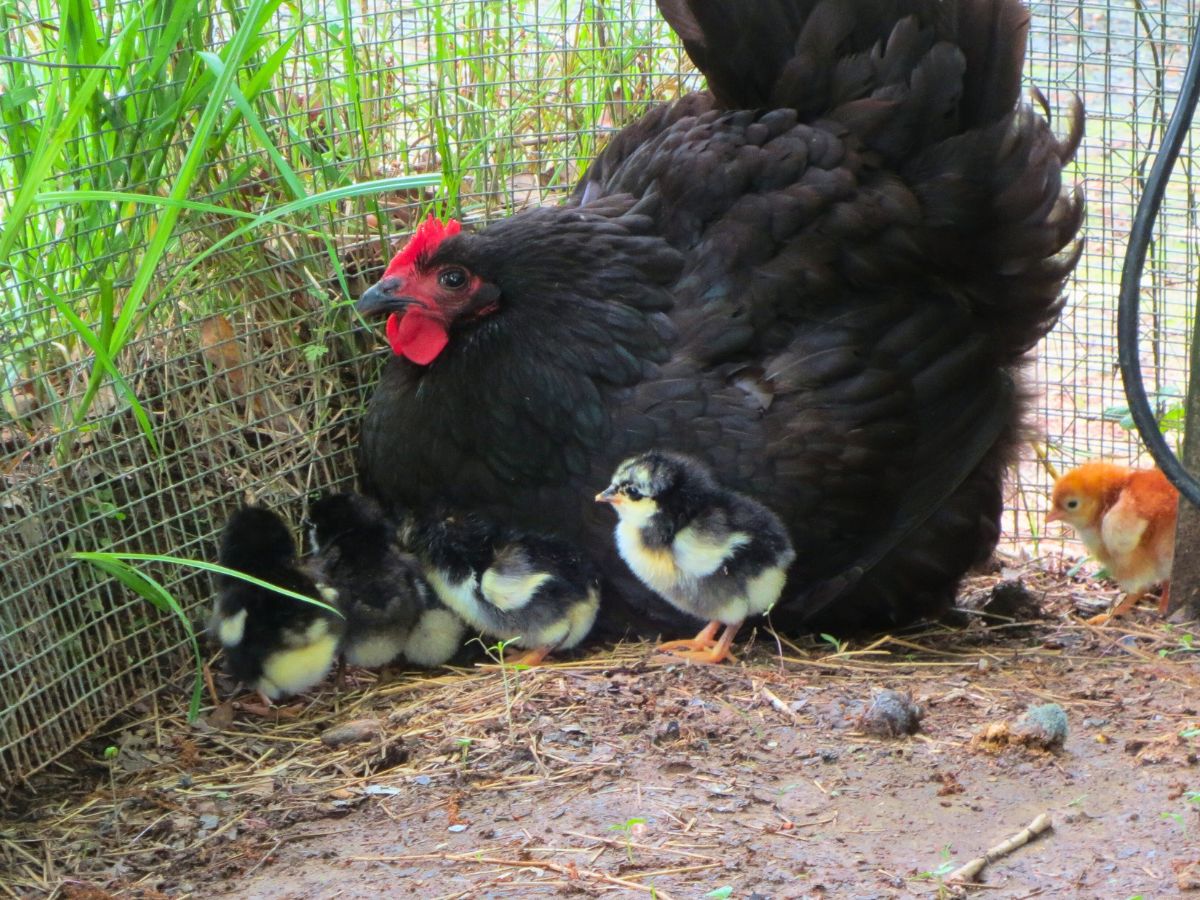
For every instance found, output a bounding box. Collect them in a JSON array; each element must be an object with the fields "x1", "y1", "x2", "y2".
[{"x1": 356, "y1": 276, "x2": 415, "y2": 318}]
